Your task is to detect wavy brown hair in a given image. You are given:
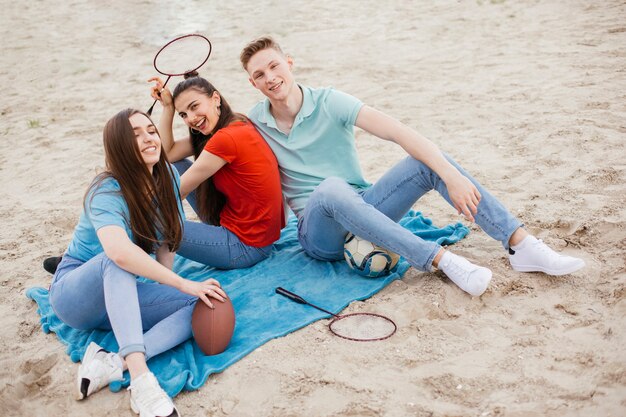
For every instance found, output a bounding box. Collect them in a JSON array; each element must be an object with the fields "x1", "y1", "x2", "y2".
[
  {"x1": 172, "y1": 71, "x2": 247, "y2": 225},
  {"x1": 85, "y1": 108, "x2": 183, "y2": 253}
]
